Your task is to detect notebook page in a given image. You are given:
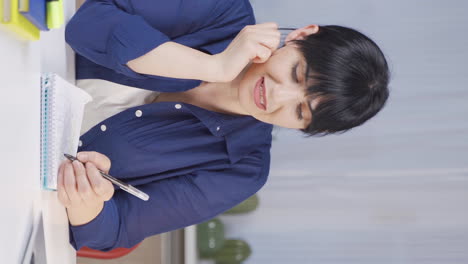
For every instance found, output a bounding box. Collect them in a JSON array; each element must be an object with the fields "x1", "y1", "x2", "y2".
[{"x1": 42, "y1": 73, "x2": 92, "y2": 190}]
